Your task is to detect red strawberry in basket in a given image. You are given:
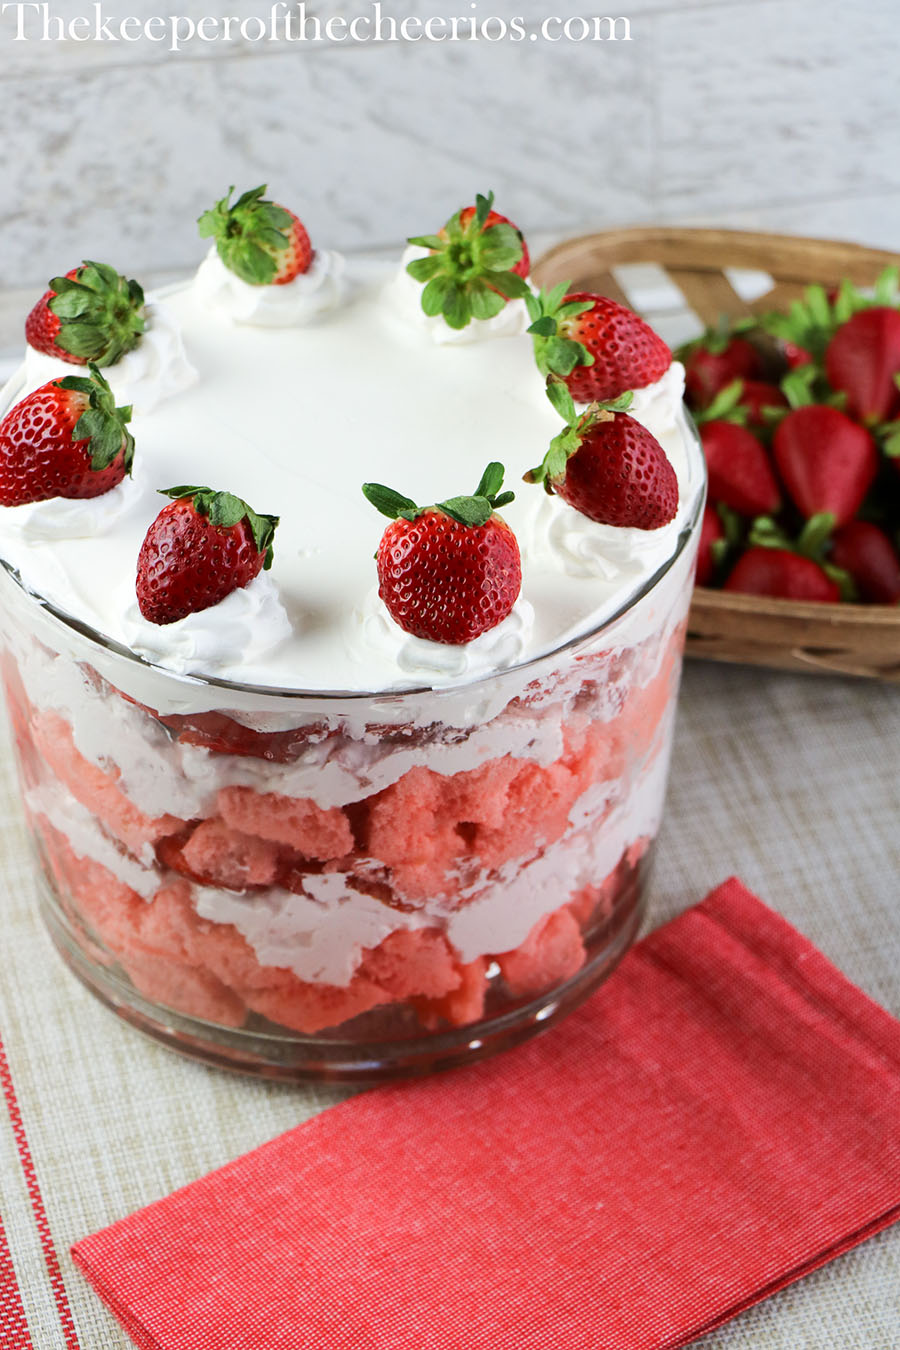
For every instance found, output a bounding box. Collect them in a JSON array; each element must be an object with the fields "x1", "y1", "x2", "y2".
[
  {"x1": 198, "y1": 185, "x2": 313, "y2": 286},
  {"x1": 528, "y1": 288, "x2": 671, "y2": 404},
  {"x1": 773, "y1": 405, "x2": 878, "y2": 526},
  {"x1": 362, "y1": 463, "x2": 521, "y2": 643},
  {"x1": 679, "y1": 333, "x2": 763, "y2": 409},
  {"x1": 136, "y1": 486, "x2": 279, "y2": 624},
  {"x1": 405, "y1": 191, "x2": 531, "y2": 331},
  {"x1": 526, "y1": 382, "x2": 678, "y2": 529},
  {"x1": 25, "y1": 261, "x2": 145, "y2": 367},
  {"x1": 724, "y1": 548, "x2": 840, "y2": 602},
  {"x1": 824, "y1": 308, "x2": 900, "y2": 424},
  {"x1": 0, "y1": 366, "x2": 134, "y2": 506},
  {"x1": 699, "y1": 420, "x2": 781, "y2": 517},
  {"x1": 830, "y1": 521, "x2": 900, "y2": 604}
]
